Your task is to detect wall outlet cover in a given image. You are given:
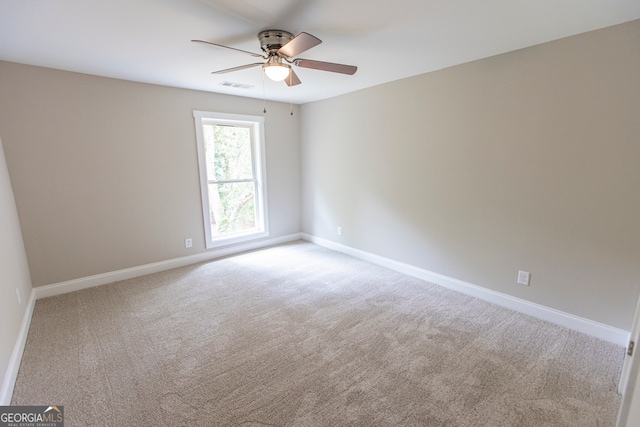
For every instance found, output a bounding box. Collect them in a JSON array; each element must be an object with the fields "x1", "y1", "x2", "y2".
[{"x1": 517, "y1": 270, "x2": 530, "y2": 286}]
